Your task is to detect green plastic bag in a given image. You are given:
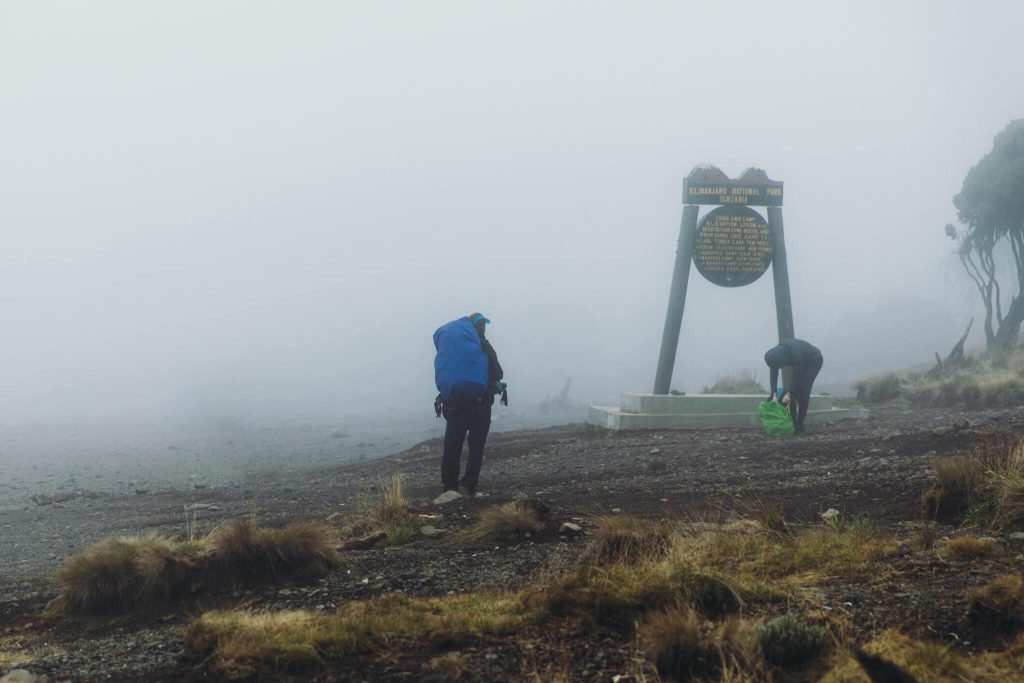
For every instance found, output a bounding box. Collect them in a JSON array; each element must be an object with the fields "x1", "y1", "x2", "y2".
[{"x1": 759, "y1": 400, "x2": 795, "y2": 436}]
